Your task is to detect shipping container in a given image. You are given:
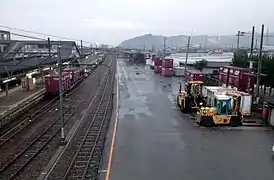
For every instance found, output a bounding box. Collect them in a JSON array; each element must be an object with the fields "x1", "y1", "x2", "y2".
[
  {"x1": 162, "y1": 58, "x2": 173, "y2": 68},
  {"x1": 45, "y1": 72, "x2": 69, "y2": 95},
  {"x1": 154, "y1": 65, "x2": 162, "y2": 73},
  {"x1": 202, "y1": 86, "x2": 235, "y2": 106},
  {"x1": 154, "y1": 58, "x2": 162, "y2": 66},
  {"x1": 63, "y1": 68, "x2": 78, "y2": 85},
  {"x1": 173, "y1": 67, "x2": 186, "y2": 76},
  {"x1": 161, "y1": 67, "x2": 173, "y2": 76},
  {"x1": 226, "y1": 91, "x2": 252, "y2": 116},
  {"x1": 186, "y1": 70, "x2": 205, "y2": 82},
  {"x1": 219, "y1": 66, "x2": 256, "y2": 93}
]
